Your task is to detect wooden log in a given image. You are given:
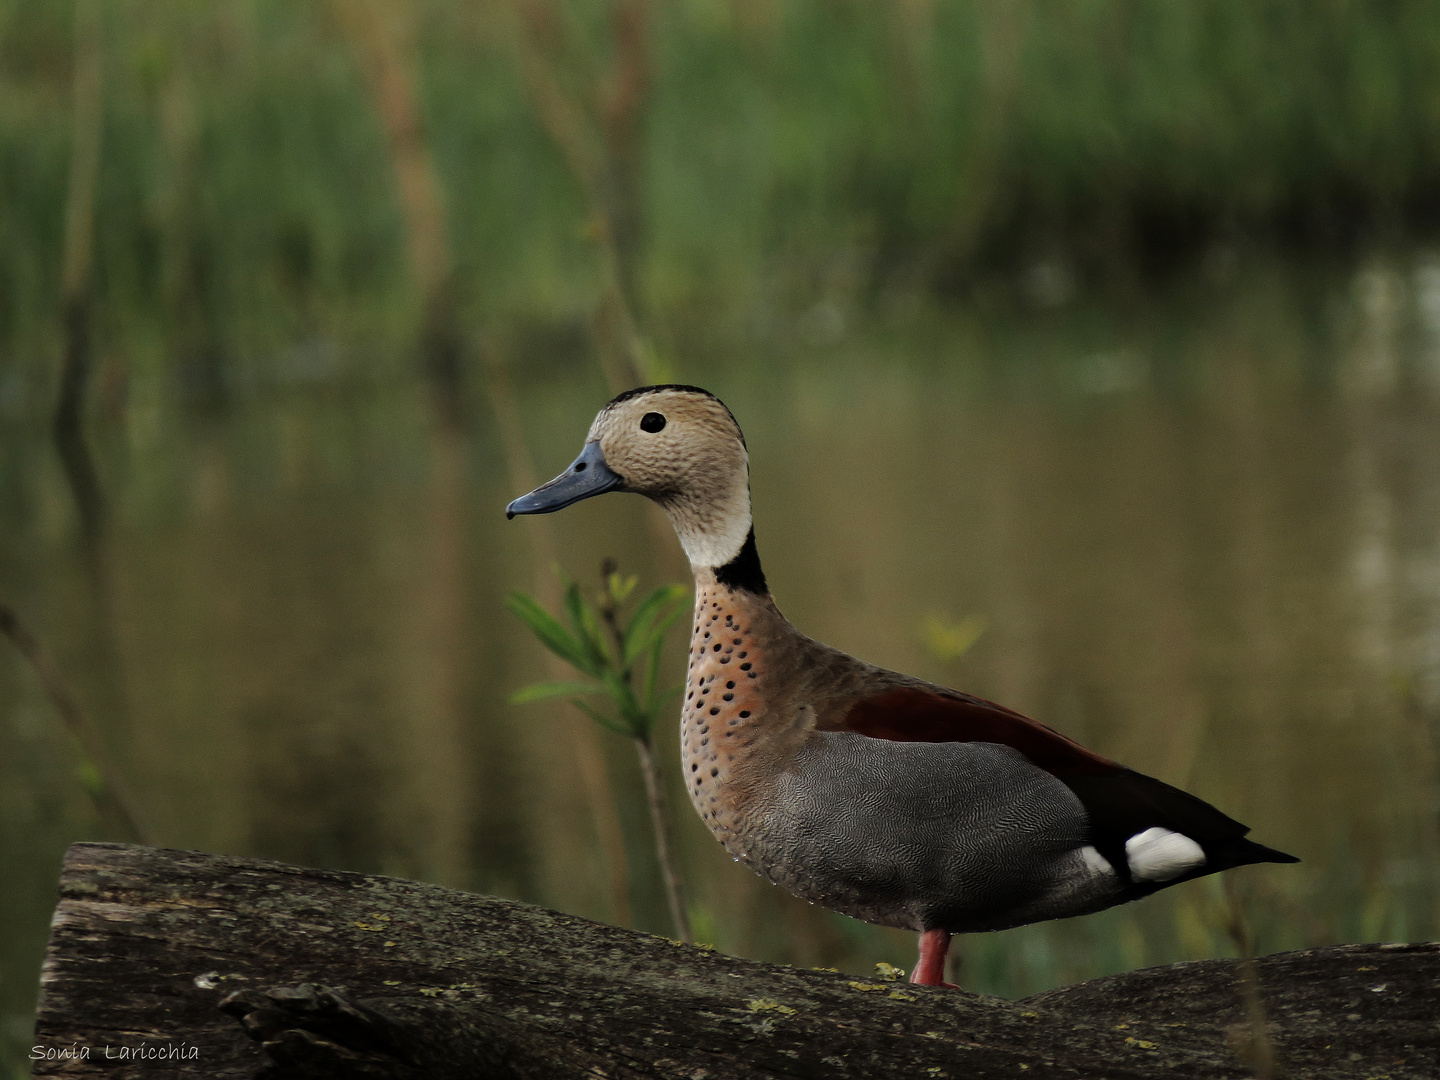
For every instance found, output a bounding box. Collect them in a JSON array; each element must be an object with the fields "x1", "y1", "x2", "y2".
[{"x1": 28, "y1": 843, "x2": 1439, "y2": 1079}]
